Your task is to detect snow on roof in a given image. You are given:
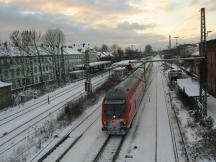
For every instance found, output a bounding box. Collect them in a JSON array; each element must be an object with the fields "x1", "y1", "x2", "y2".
[
  {"x1": 68, "y1": 70, "x2": 86, "y2": 74},
  {"x1": 71, "y1": 43, "x2": 94, "y2": 53},
  {"x1": 113, "y1": 67, "x2": 126, "y2": 71},
  {"x1": 97, "y1": 52, "x2": 114, "y2": 58},
  {"x1": 76, "y1": 61, "x2": 111, "y2": 67},
  {"x1": 63, "y1": 48, "x2": 82, "y2": 55},
  {"x1": 0, "y1": 44, "x2": 81, "y2": 57},
  {"x1": 0, "y1": 81, "x2": 12, "y2": 88},
  {"x1": 177, "y1": 78, "x2": 203, "y2": 97},
  {"x1": 192, "y1": 51, "x2": 199, "y2": 56}
]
